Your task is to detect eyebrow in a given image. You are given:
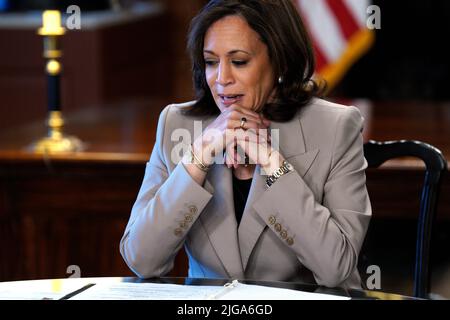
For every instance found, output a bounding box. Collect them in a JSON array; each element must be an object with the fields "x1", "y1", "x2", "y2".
[{"x1": 203, "y1": 49, "x2": 251, "y2": 56}]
